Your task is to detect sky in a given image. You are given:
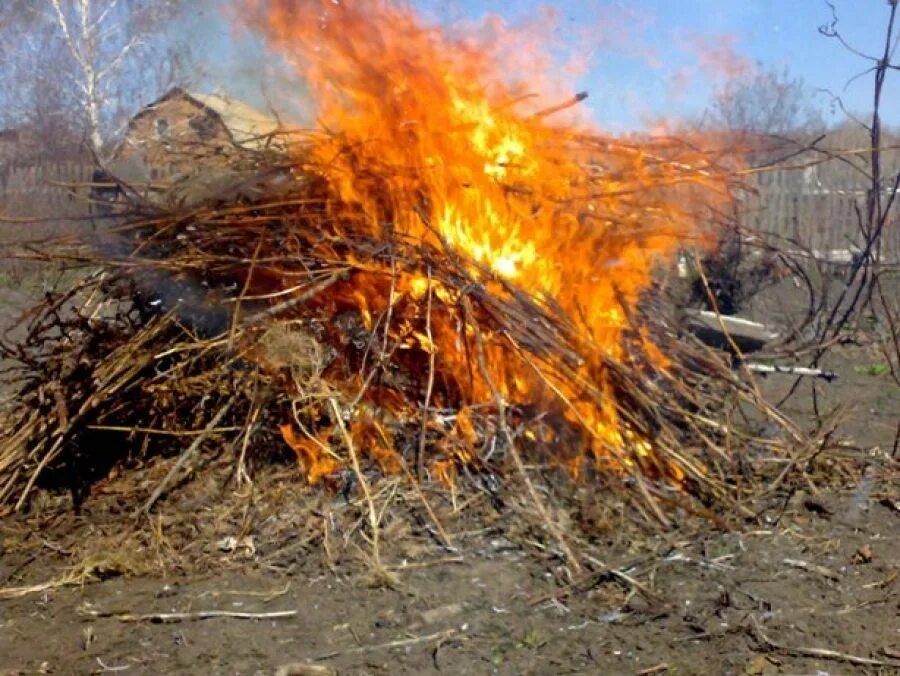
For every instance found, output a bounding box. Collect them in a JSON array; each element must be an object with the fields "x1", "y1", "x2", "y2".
[
  {"x1": 416, "y1": 0, "x2": 898, "y2": 128},
  {"x1": 193, "y1": 0, "x2": 900, "y2": 132}
]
